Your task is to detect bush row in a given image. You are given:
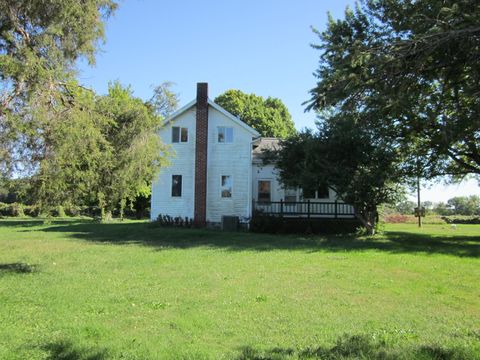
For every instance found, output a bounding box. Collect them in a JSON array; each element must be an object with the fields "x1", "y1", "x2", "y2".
[
  {"x1": 0, "y1": 202, "x2": 150, "y2": 219},
  {"x1": 383, "y1": 213, "x2": 480, "y2": 225},
  {"x1": 441, "y1": 215, "x2": 480, "y2": 224},
  {"x1": 250, "y1": 211, "x2": 362, "y2": 234},
  {"x1": 153, "y1": 214, "x2": 194, "y2": 228},
  {"x1": 383, "y1": 214, "x2": 446, "y2": 224}
]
